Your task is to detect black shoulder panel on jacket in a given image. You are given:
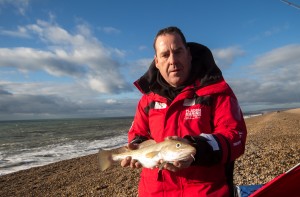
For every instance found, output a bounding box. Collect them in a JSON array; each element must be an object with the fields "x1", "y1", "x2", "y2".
[{"x1": 195, "y1": 95, "x2": 213, "y2": 106}]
